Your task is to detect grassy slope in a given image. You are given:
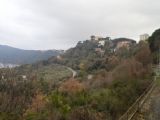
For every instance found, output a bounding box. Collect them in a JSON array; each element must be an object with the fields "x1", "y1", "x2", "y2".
[{"x1": 37, "y1": 64, "x2": 72, "y2": 83}]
